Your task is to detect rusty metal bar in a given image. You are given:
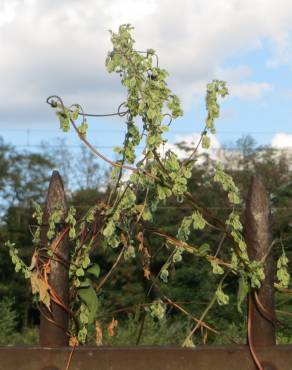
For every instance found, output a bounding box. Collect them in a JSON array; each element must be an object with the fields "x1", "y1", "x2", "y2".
[
  {"x1": 0, "y1": 345, "x2": 287, "y2": 370},
  {"x1": 39, "y1": 171, "x2": 69, "y2": 347},
  {"x1": 245, "y1": 175, "x2": 275, "y2": 346}
]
